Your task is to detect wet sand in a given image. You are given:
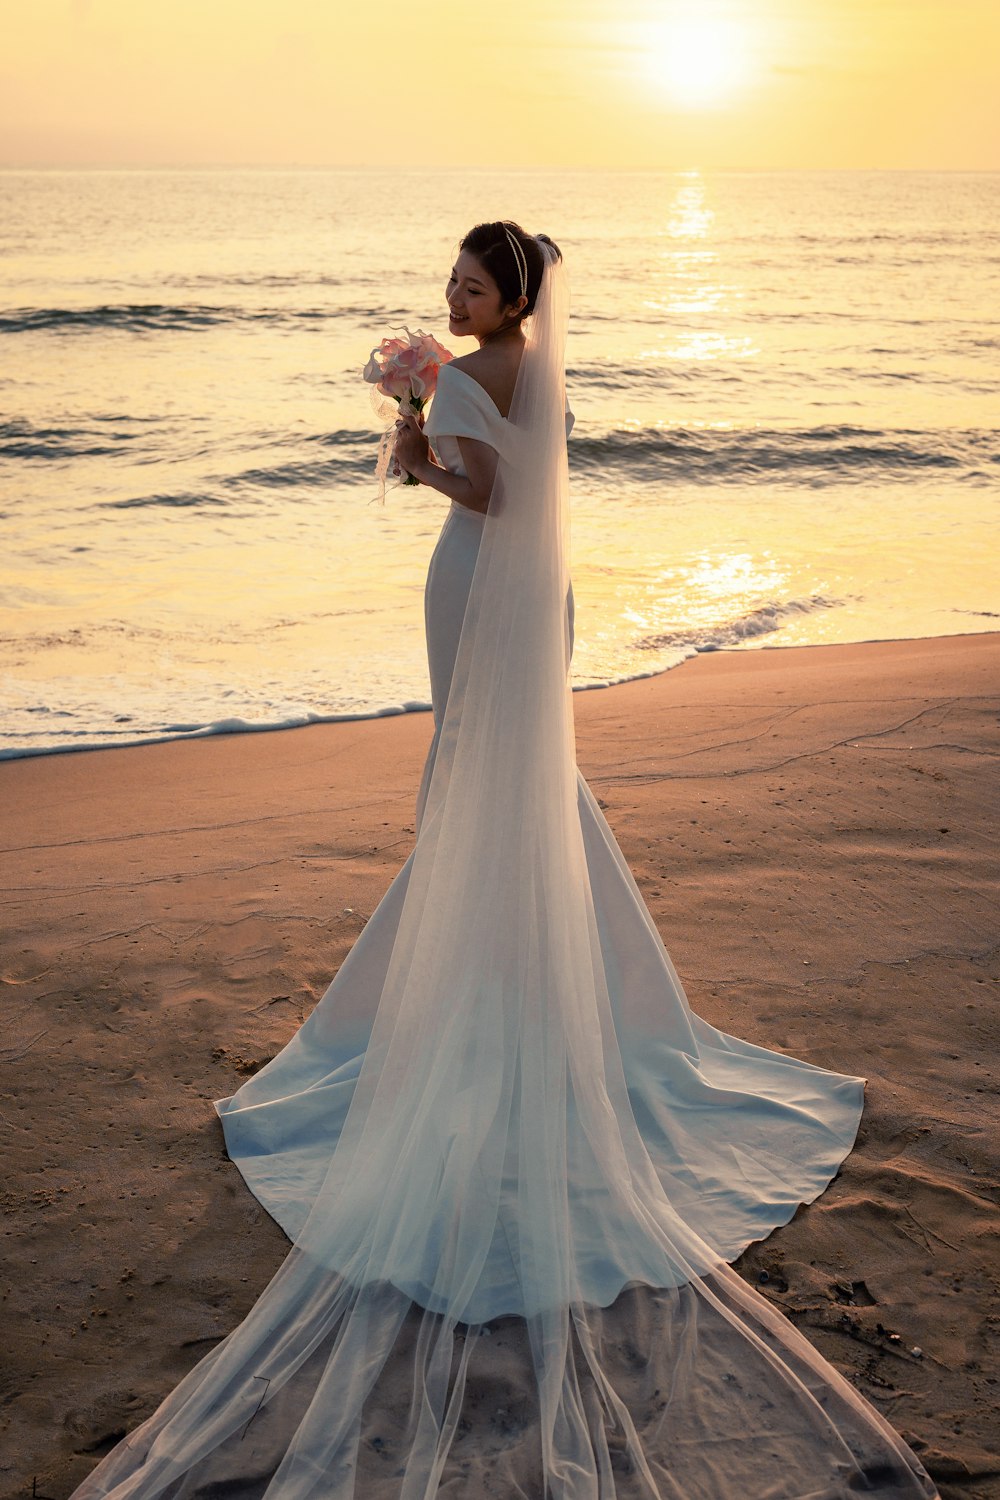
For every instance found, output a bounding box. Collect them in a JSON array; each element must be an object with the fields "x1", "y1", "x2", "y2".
[{"x1": 2, "y1": 631, "x2": 998, "y2": 1499}]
